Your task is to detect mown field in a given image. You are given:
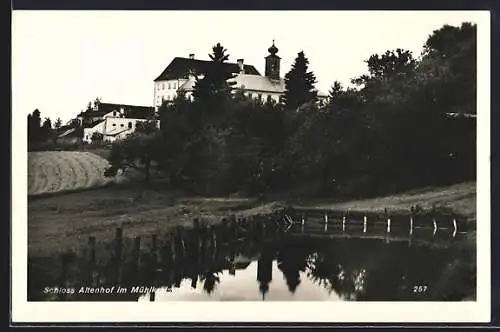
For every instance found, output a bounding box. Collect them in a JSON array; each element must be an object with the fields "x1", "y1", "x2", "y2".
[{"x1": 28, "y1": 151, "x2": 119, "y2": 196}]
